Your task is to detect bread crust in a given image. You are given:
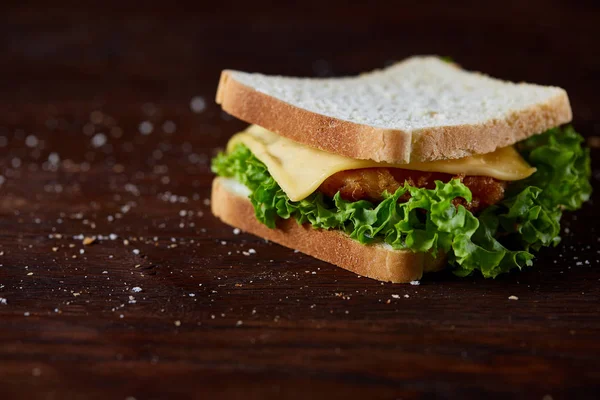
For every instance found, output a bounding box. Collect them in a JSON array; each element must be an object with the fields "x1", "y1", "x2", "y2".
[
  {"x1": 216, "y1": 69, "x2": 572, "y2": 164},
  {"x1": 211, "y1": 177, "x2": 446, "y2": 283}
]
